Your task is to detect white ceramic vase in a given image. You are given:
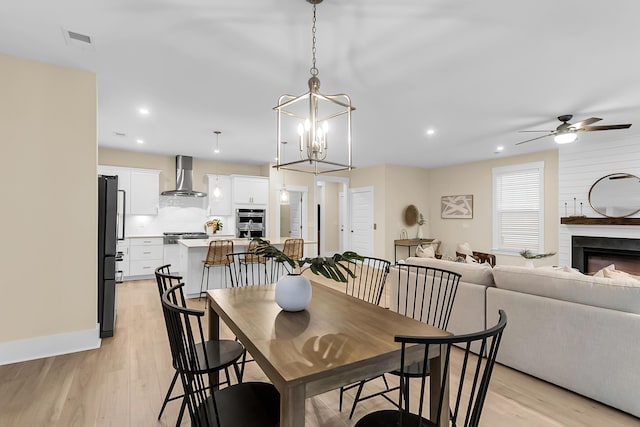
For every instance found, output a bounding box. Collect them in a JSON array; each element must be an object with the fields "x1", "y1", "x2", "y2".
[{"x1": 275, "y1": 274, "x2": 312, "y2": 312}]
